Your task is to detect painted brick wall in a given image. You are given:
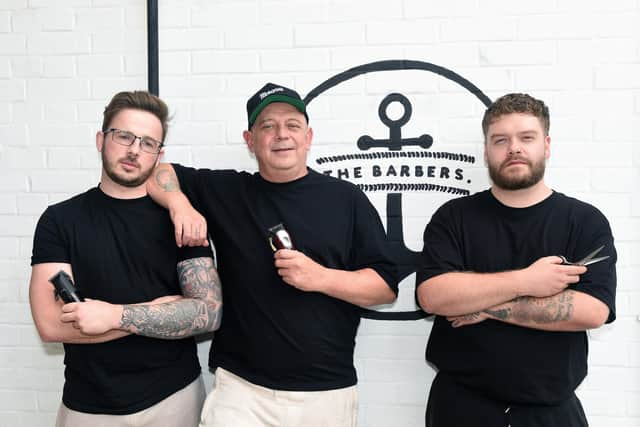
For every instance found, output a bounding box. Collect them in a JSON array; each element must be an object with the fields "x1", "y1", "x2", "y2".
[{"x1": 1, "y1": 1, "x2": 638, "y2": 426}]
